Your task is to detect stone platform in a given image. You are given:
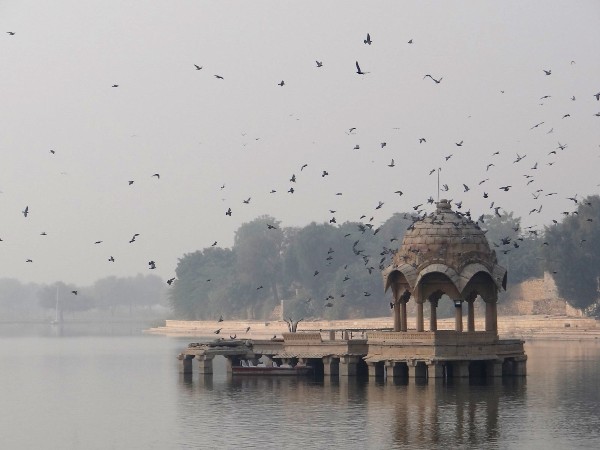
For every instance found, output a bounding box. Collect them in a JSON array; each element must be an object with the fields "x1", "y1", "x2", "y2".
[{"x1": 178, "y1": 329, "x2": 526, "y2": 381}]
